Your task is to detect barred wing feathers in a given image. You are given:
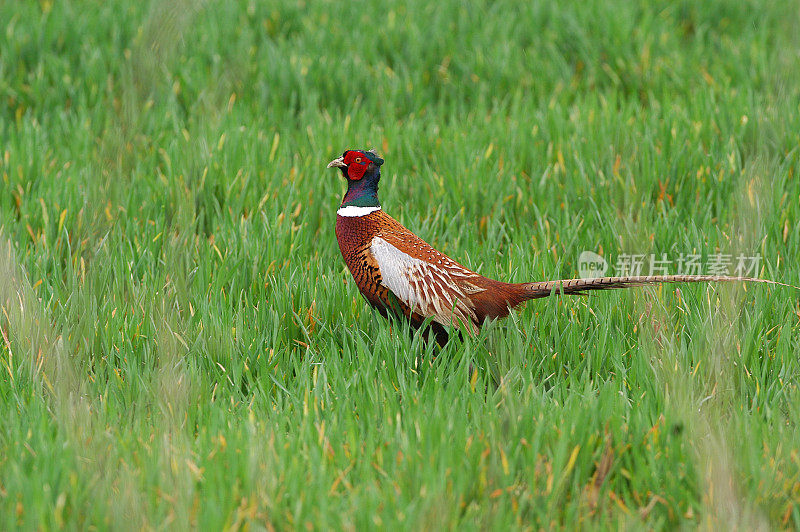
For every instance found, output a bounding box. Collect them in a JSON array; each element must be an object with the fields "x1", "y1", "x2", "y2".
[{"x1": 370, "y1": 235, "x2": 486, "y2": 334}]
